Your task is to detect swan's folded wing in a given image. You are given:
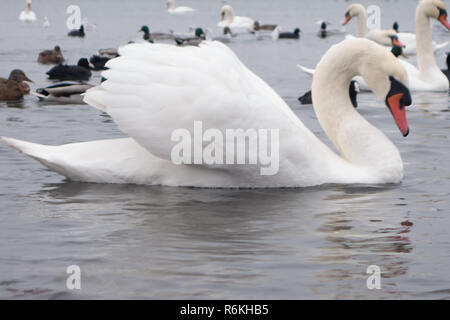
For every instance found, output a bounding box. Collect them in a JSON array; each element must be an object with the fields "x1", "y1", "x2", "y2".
[{"x1": 84, "y1": 41, "x2": 304, "y2": 162}]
